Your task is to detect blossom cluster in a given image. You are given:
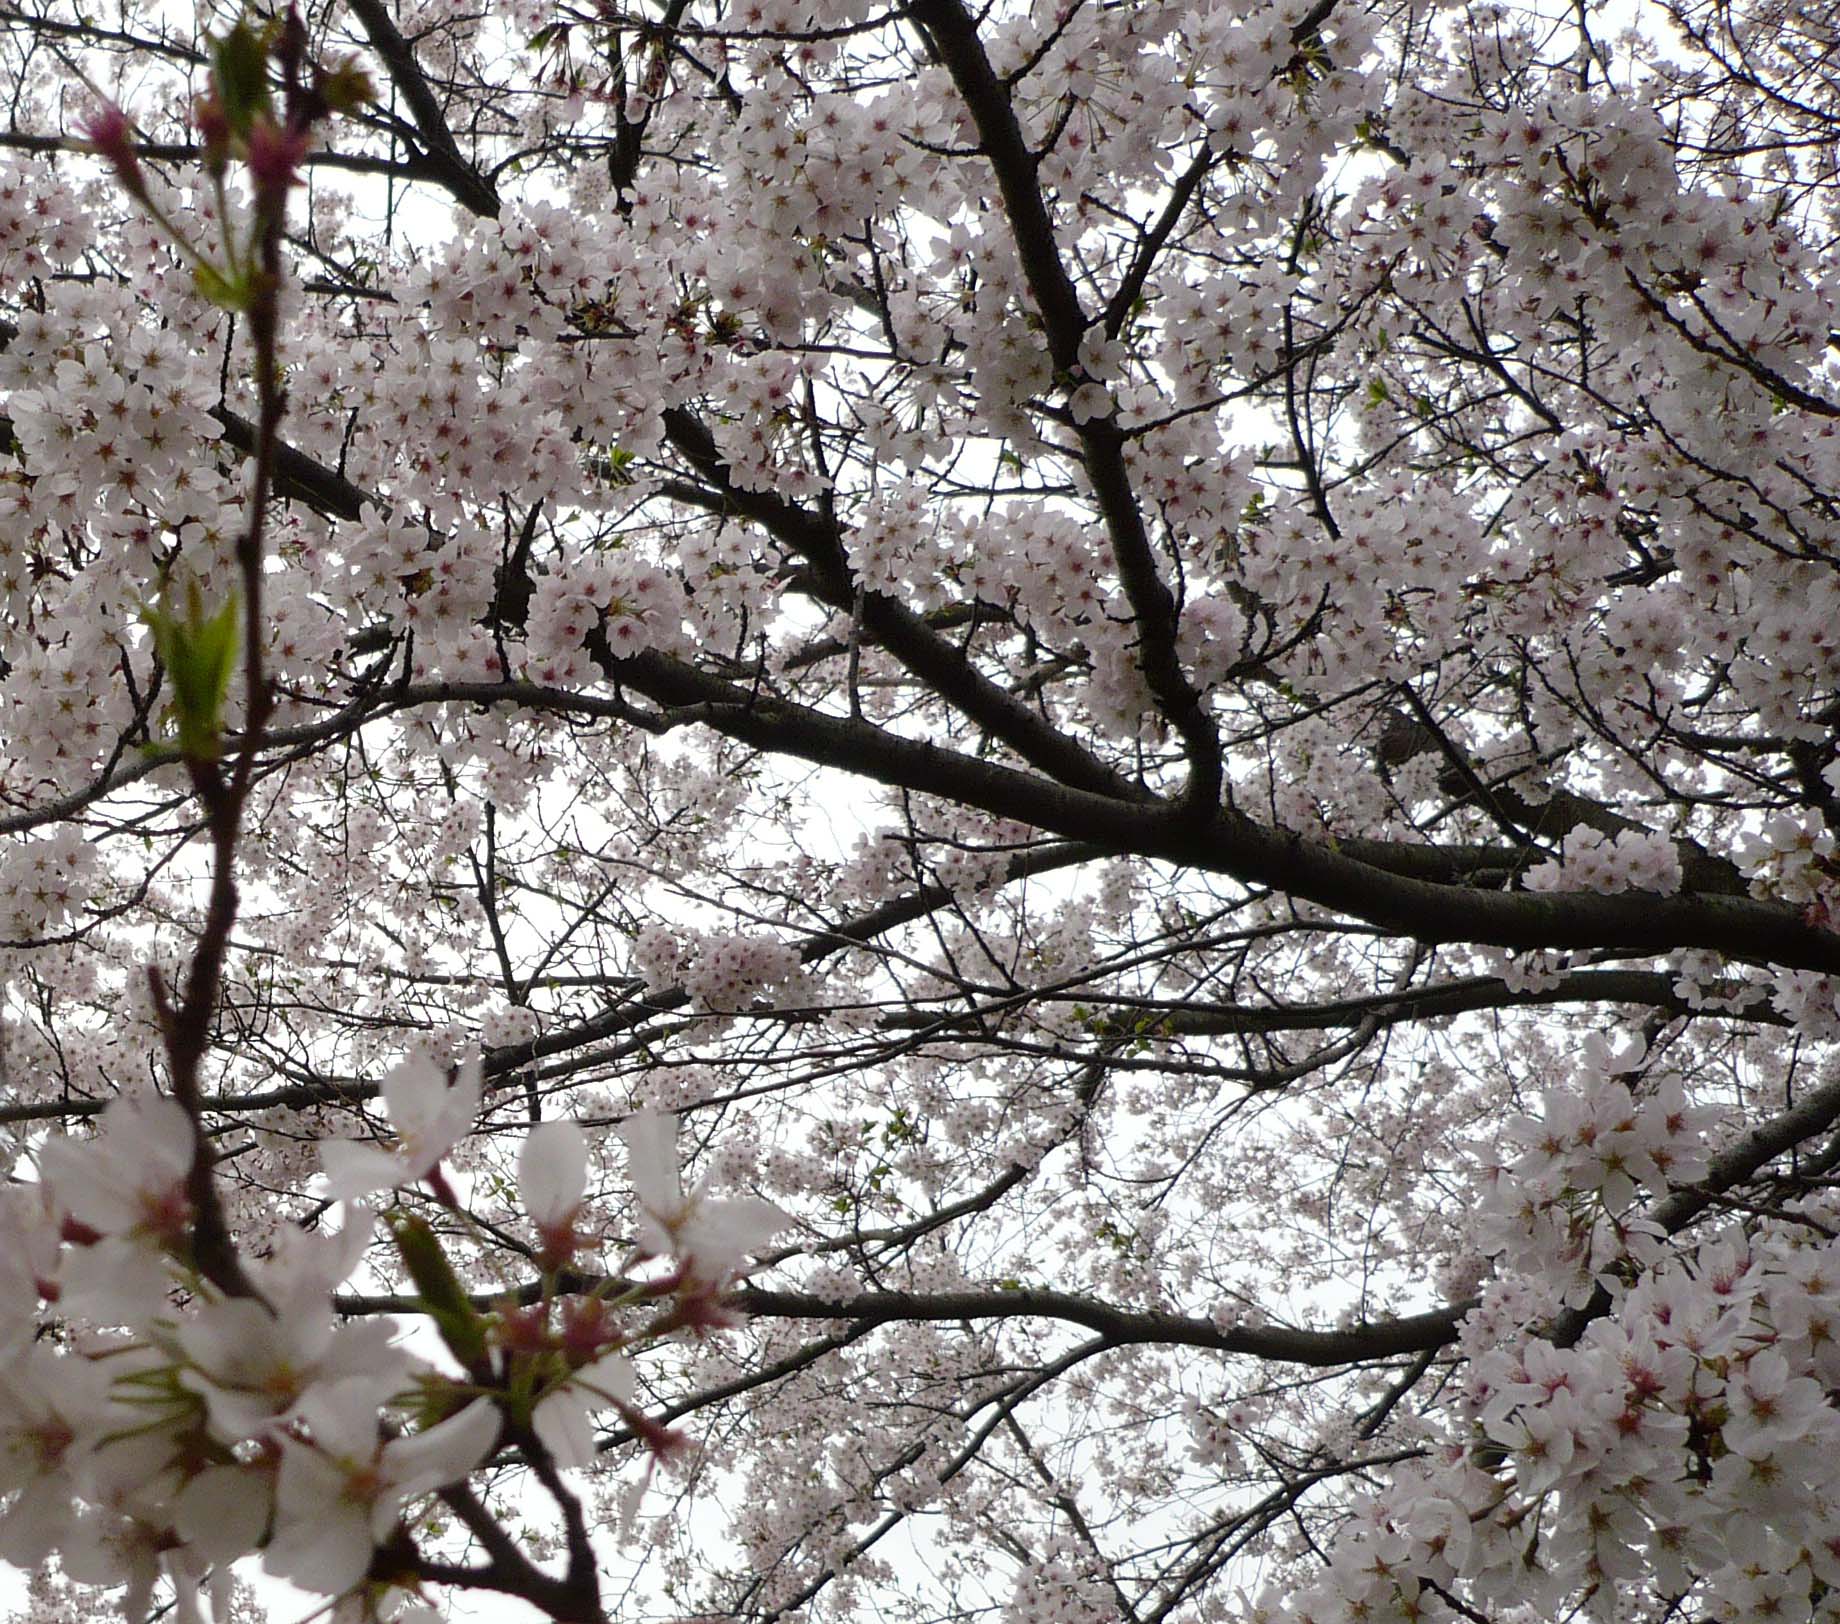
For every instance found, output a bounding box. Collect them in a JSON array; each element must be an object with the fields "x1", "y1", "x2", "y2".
[
  {"x1": 526, "y1": 551, "x2": 692, "y2": 678},
  {"x1": 1261, "y1": 1046, "x2": 1837, "y2": 1624},
  {"x1": 1476, "y1": 1045, "x2": 1717, "y2": 1300},
  {"x1": 0, "y1": 1057, "x2": 786, "y2": 1622},
  {"x1": 1264, "y1": 1221, "x2": 1840, "y2": 1624},
  {"x1": 1738, "y1": 808, "x2": 1840, "y2": 922},
  {"x1": 0, "y1": 161, "x2": 92, "y2": 282},
  {"x1": 0, "y1": 826, "x2": 101, "y2": 944},
  {"x1": 631, "y1": 921, "x2": 806, "y2": 1013},
  {"x1": 1523, "y1": 828, "x2": 1685, "y2": 897}
]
